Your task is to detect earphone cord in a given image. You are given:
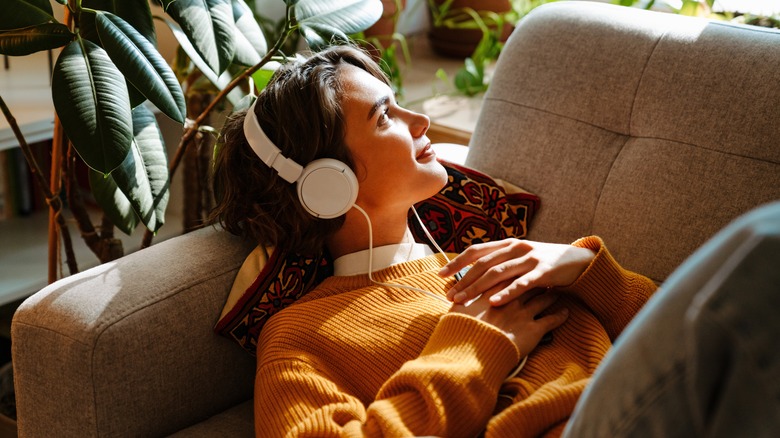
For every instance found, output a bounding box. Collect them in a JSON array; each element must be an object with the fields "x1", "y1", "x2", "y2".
[
  {"x1": 351, "y1": 204, "x2": 528, "y2": 379},
  {"x1": 352, "y1": 204, "x2": 450, "y2": 304}
]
